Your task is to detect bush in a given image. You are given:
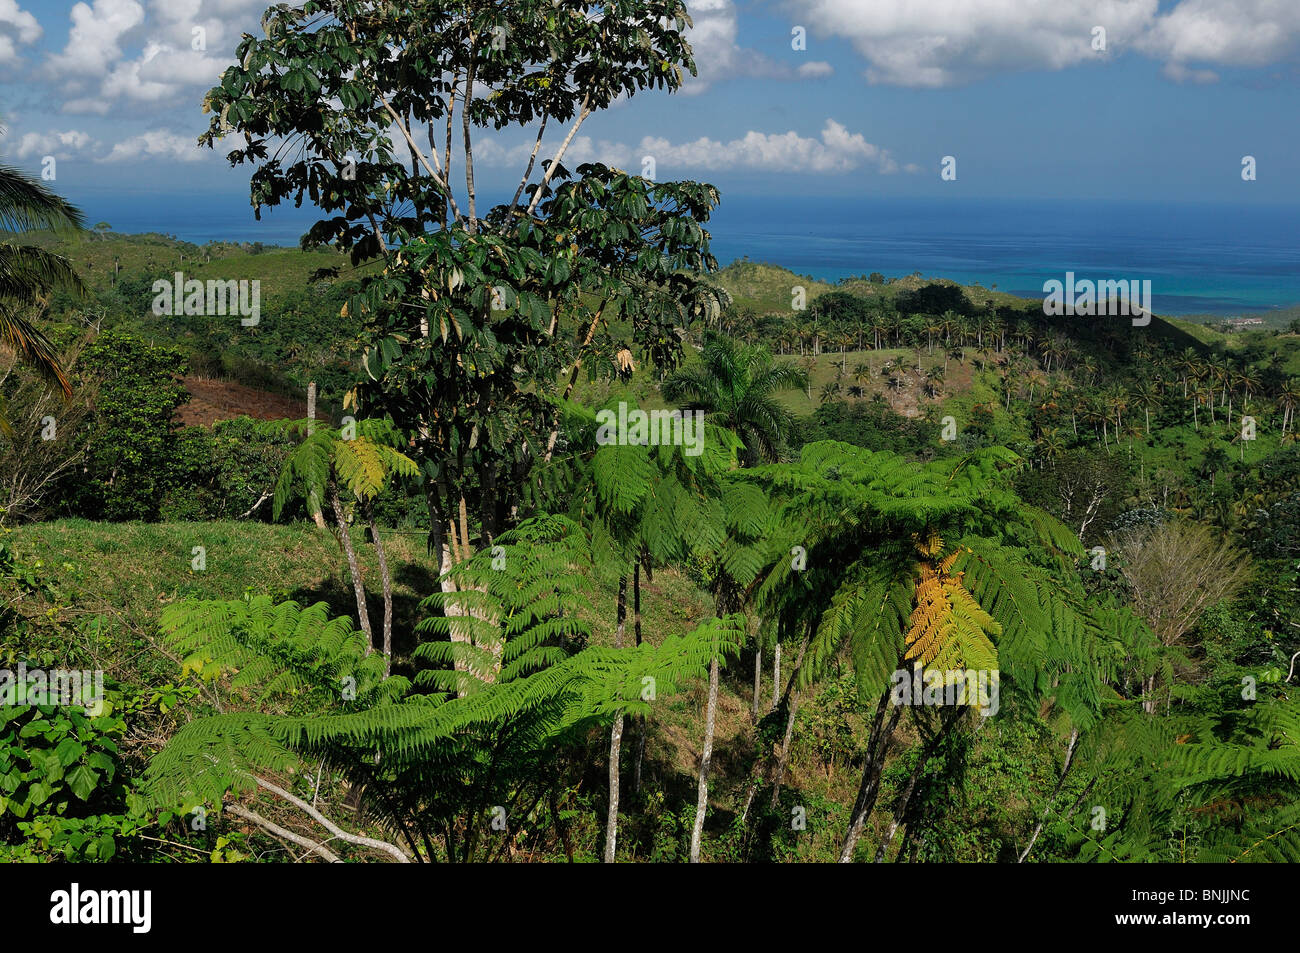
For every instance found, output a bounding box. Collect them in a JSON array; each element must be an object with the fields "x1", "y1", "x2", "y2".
[{"x1": 76, "y1": 328, "x2": 190, "y2": 521}]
